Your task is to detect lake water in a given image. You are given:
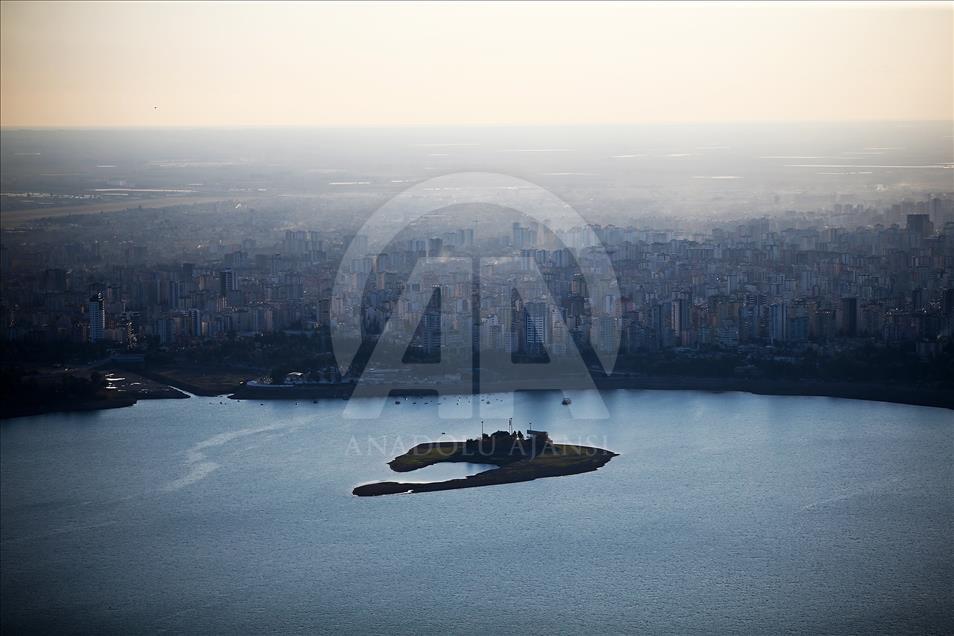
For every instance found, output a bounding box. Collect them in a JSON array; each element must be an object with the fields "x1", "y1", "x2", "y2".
[{"x1": 2, "y1": 390, "x2": 952, "y2": 633}]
